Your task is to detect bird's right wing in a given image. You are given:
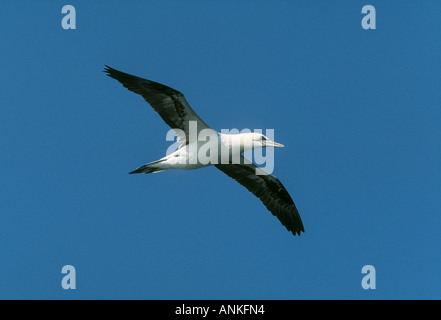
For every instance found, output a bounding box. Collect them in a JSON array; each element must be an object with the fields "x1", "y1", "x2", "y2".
[
  {"x1": 104, "y1": 65, "x2": 211, "y2": 145},
  {"x1": 215, "y1": 156, "x2": 304, "y2": 236}
]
